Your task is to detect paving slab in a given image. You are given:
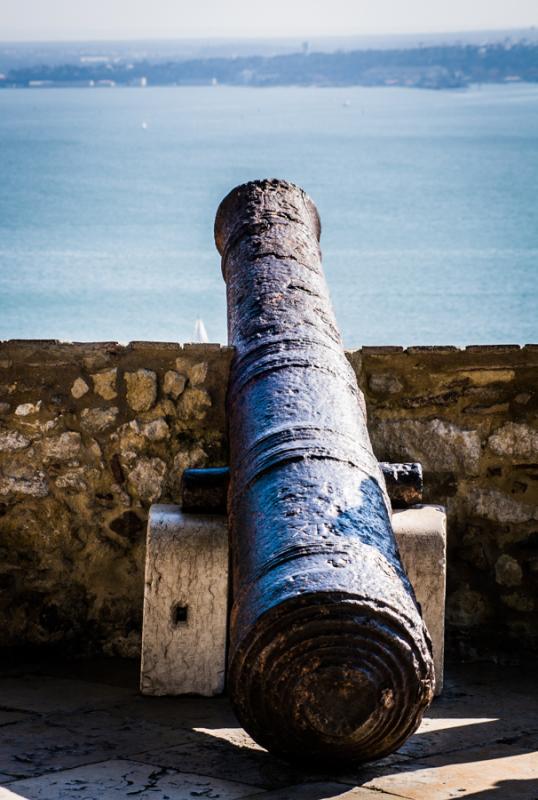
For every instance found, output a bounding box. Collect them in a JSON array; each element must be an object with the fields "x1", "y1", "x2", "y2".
[
  {"x1": 437, "y1": 665, "x2": 538, "y2": 722},
  {"x1": 350, "y1": 715, "x2": 538, "y2": 776},
  {"x1": 109, "y1": 693, "x2": 239, "y2": 730},
  {"x1": 0, "y1": 759, "x2": 258, "y2": 799},
  {"x1": 362, "y1": 739, "x2": 538, "y2": 799},
  {"x1": 133, "y1": 728, "x2": 329, "y2": 791},
  {"x1": 0, "y1": 675, "x2": 134, "y2": 714},
  {"x1": 0, "y1": 711, "x2": 33, "y2": 727},
  {"x1": 339, "y1": 664, "x2": 538, "y2": 778},
  {"x1": 241, "y1": 783, "x2": 405, "y2": 799},
  {"x1": 0, "y1": 708, "x2": 195, "y2": 780}
]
